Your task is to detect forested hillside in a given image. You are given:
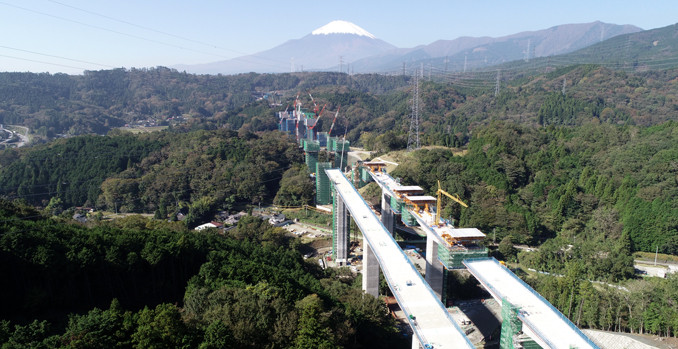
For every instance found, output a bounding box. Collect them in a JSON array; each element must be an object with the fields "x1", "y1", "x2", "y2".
[
  {"x1": 394, "y1": 120, "x2": 678, "y2": 258},
  {"x1": 0, "y1": 199, "x2": 403, "y2": 348},
  {"x1": 3, "y1": 58, "x2": 678, "y2": 343},
  {"x1": 2, "y1": 64, "x2": 678, "y2": 148},
  {"x1": 0, "y1": 68, "x2": 409, "y2": 140},
  {"x1": 390, "y1": 120, "x2": 678, "y2": 336},
  {"x1": 0, "y1": 129, "x2": 305, "y2": 228}
]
